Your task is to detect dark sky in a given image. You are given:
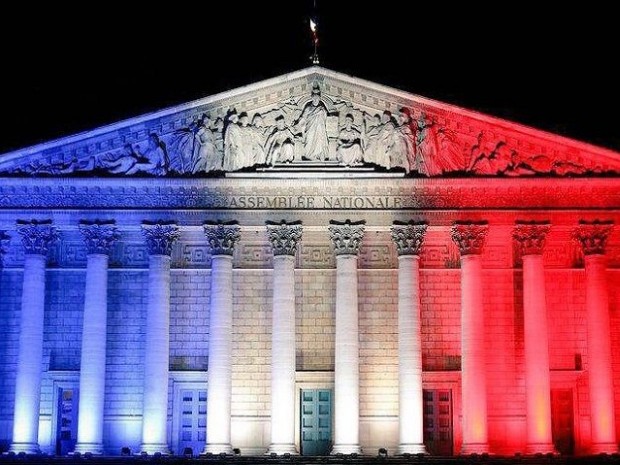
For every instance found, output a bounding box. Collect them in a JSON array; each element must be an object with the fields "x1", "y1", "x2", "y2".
[{"x1": 2, "y1": 3, "x2": 619, "y2": 153}]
